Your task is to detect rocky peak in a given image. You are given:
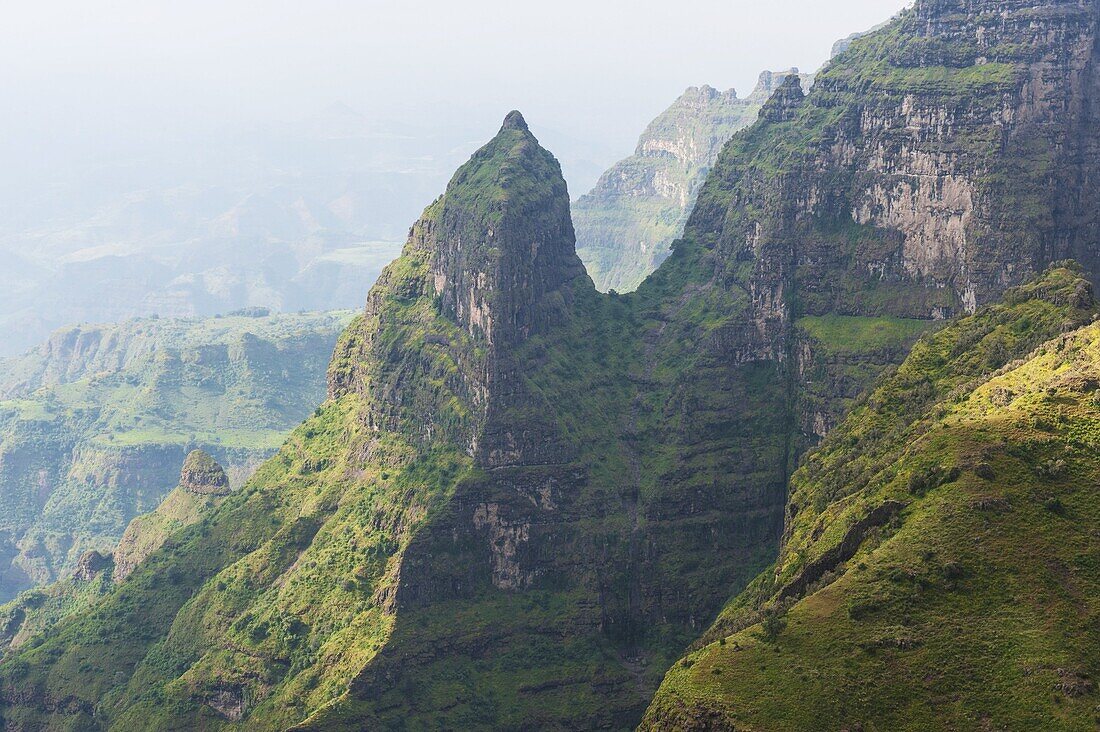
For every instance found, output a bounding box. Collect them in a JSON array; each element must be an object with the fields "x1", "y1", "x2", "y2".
[
  {"x1": 429, "y1": 111, "x2": 586, "y2": 347},
  {"x1": 746, "y1": 68, "x2": 811, "y2": 103},
  {"x1": 73, "y1": 550, "x2": 111, "y2": 582},
  {"x1": 500, "y1": 109, "x2": 529, "y2": 132},
  {"x1": 758, "y1": 73, "x2": 806, "y2": 122},
  {"x1": 179, "y1": 449, "x2": 230, "y2": 496},
  {"x1": 674, "y1": 84, "x2": 740, "y2": 110}
]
